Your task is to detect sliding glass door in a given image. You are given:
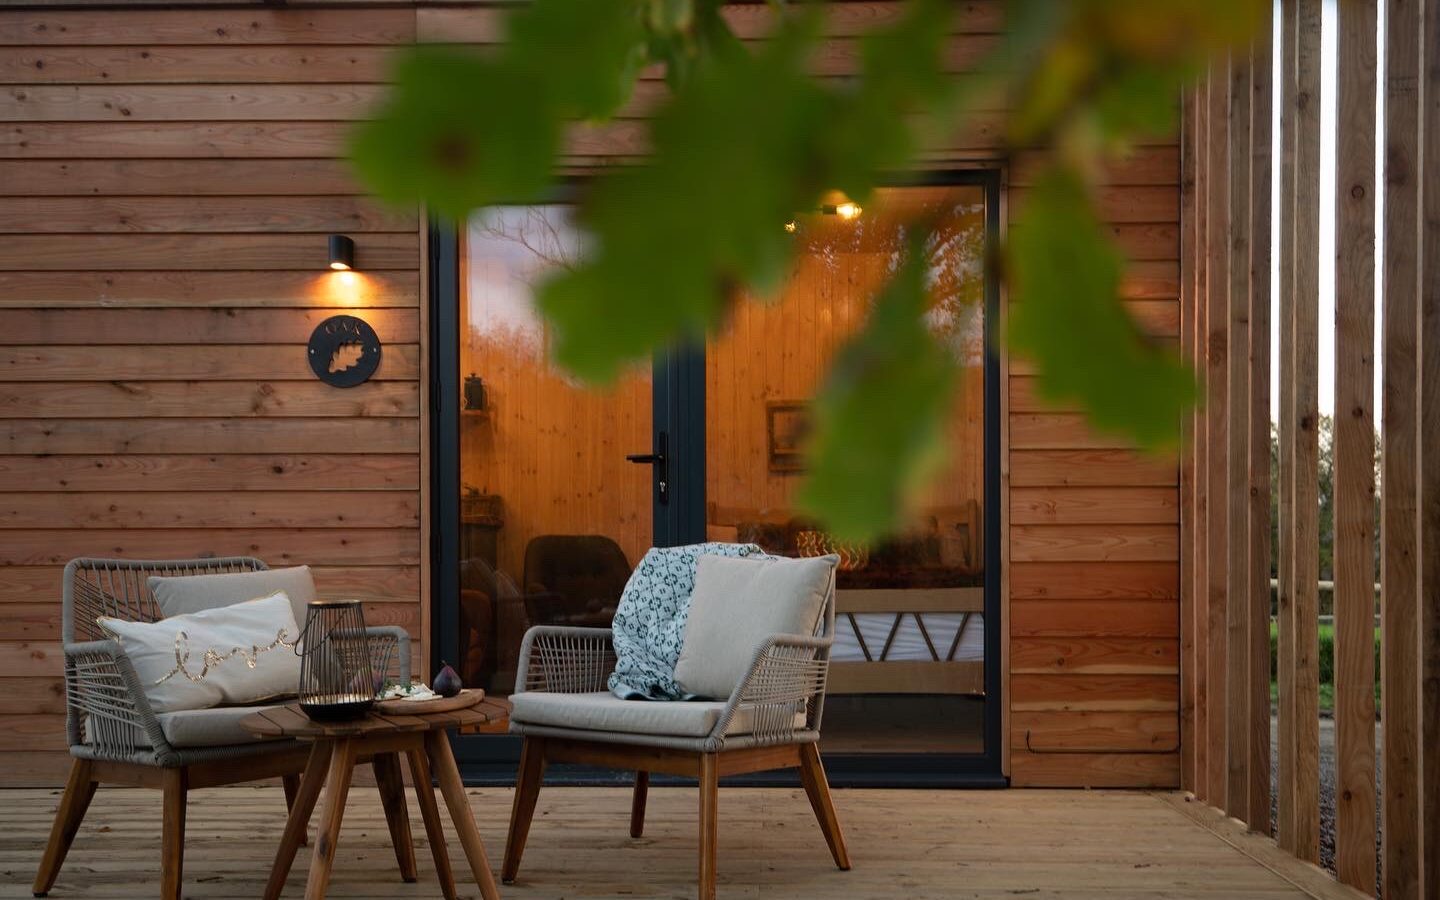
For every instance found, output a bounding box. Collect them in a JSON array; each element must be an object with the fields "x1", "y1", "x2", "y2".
[{"x1": 431, "y1": 172, "x2": 1001, "y2": 783}]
